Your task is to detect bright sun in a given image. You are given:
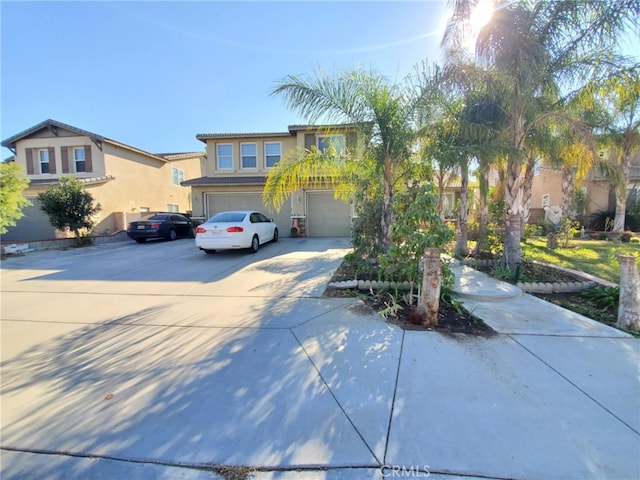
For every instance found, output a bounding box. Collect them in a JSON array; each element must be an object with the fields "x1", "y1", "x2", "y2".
[
  {"x1": 470, "y1": 0, "x2": 494, "y2": 32},
  {"x1": 463, "y1": 0, "x2": 494, "y2": 54}
]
